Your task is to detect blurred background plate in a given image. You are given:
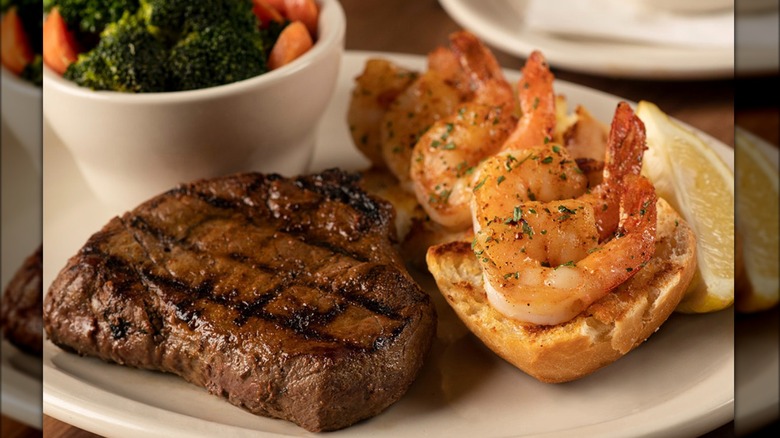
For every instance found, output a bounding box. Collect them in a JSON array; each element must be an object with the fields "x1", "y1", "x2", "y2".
[
  {"x1": 438, "y1": 0, "x2": 737, "y2": 79},
  {"x1": 1, "y1": 120, "x2": 43, "y2": 429}
]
